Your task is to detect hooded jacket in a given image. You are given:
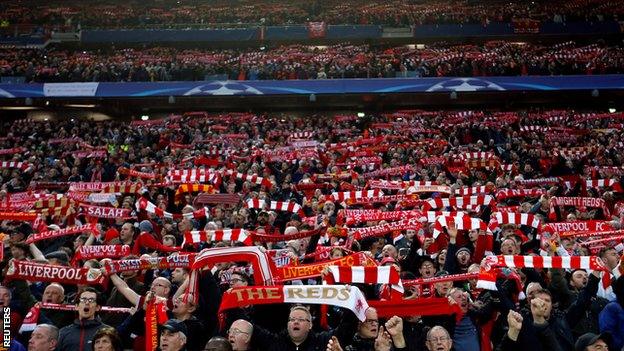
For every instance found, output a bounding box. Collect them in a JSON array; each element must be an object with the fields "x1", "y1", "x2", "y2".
[{"x1": 57, "y1": 317, "x2": 110, "y2": 351}]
